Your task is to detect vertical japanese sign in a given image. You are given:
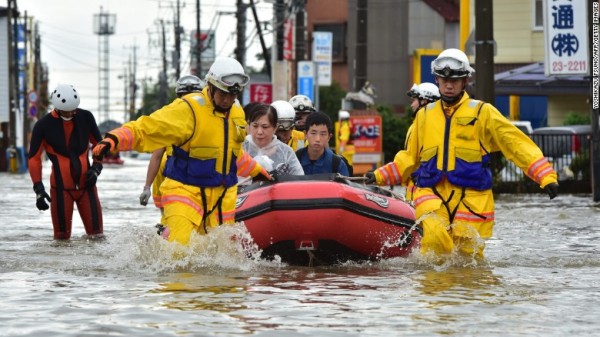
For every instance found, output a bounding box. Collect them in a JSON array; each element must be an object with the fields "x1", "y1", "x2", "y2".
[
  {"x1": 248, "y1": 83, "x2": 273, "y2": 104},
  {"x1": 544, "y1": 0, "x2": 589, "y2": 76},
  {"x1": 312, "y1": 31, "x2": 332, "y2": 86},
  {"x1": 283, "y1": 18, "x2": 294, "y2": 61},
  {"x1": 297, "y1": 61, "x2": 315, "y2": 102},
  {"x1": 592, "y1": 1, "x2": 599, "y2": 111}
]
